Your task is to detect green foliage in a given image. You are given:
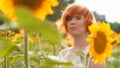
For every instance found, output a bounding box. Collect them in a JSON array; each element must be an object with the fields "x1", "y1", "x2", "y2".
[
  {"x1": 110, "y1": 22, "x2": 120, "y2": 33},
  {"x1": 9, "y1": 55, "x2": 24, "y2": 64},
  {"x1": 76, "y1": 50, "x2": 89, "y2": 68},
  {"x1": 0, "y1": 37, "x2": 19, "y2": 58},
  {"x1": 45, "y1": 55, "x2": 72, "y2": 64},
  {"x1": 0, "y1": 12, "x2": 9, "y2": 23},
  {"x1": 106, "y1": 46, "x2": 120, "y2": 68},
  {"x1": 76, "y1": 50, "x2": 85, "y2": 62},
  {"x1": 9, "y1": 55, "x2": 25, "y2": 68},
  {"x1": 0, "y1": 2, "x2": 120, "y2": 68},
  {"x1": 44, "y1": 55, "x2": 71, "y2": 68},
  {"x1": 11, "y1": 61, "x2": 25, "y2": 68},
  {"x1": 15, "y1": 7, "x2": 60, "y2": 45}
]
